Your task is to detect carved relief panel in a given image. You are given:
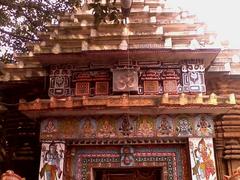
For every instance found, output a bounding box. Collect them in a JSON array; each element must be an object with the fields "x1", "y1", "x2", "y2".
[
  {"x1": 72, "y1": 70, "x2": 110, "y2": 96},
  {"x1": 48, "y1": 65, "x2": 72, "y2": 97},
  {"x1": 48, "y1": 62, "x2": 206, "y2": 97},
  {"x1": 181, "y1": 63, "x2": 206, "y2": 93},
  {"x1": 162, "y1": 69, "x2": 181, "y2": 94},
  {"x1": 112, "y1": 69, "x2": 139, "y2": 92}
]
